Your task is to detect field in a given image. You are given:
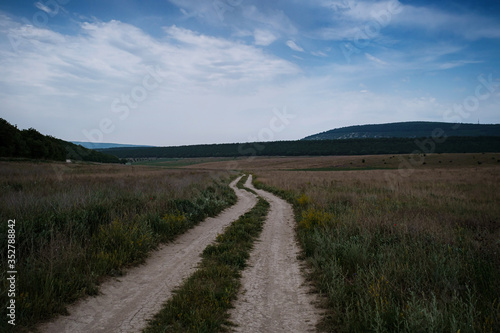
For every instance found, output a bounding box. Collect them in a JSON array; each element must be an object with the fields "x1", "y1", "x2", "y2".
[
  {"x1": 183, "y1": 152, "x2": 500, "y2": 171},
  {"x1": 1, "y1": 153, "x2": 499, "y2": 332},
  {"x1": 0, "y1": 162, "x2": 237, "y2": 330},
  {"x1": 131, "y1": 157, "x2": 235, "y2": 168},
  {"x1": 183, "y1": 153, "x2": 500, "y2": 332},
  {"x1": 249, "y1": 161, "x2": 500, "y2": 332}
]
